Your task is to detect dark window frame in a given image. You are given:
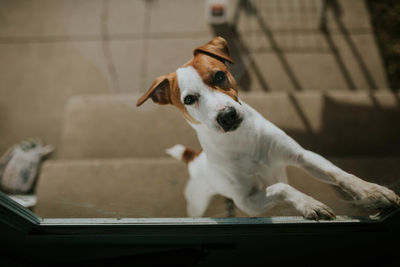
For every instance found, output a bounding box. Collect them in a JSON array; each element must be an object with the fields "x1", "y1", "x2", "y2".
[{"x1": 1, "y1": 191, "x2": 399, "y2": 265}]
